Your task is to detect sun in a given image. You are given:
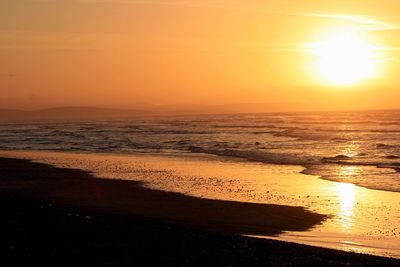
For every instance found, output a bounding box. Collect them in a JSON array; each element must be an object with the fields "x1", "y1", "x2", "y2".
[{"x1": 309, "y1": 30, "x2": 381, "y2": 86}]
